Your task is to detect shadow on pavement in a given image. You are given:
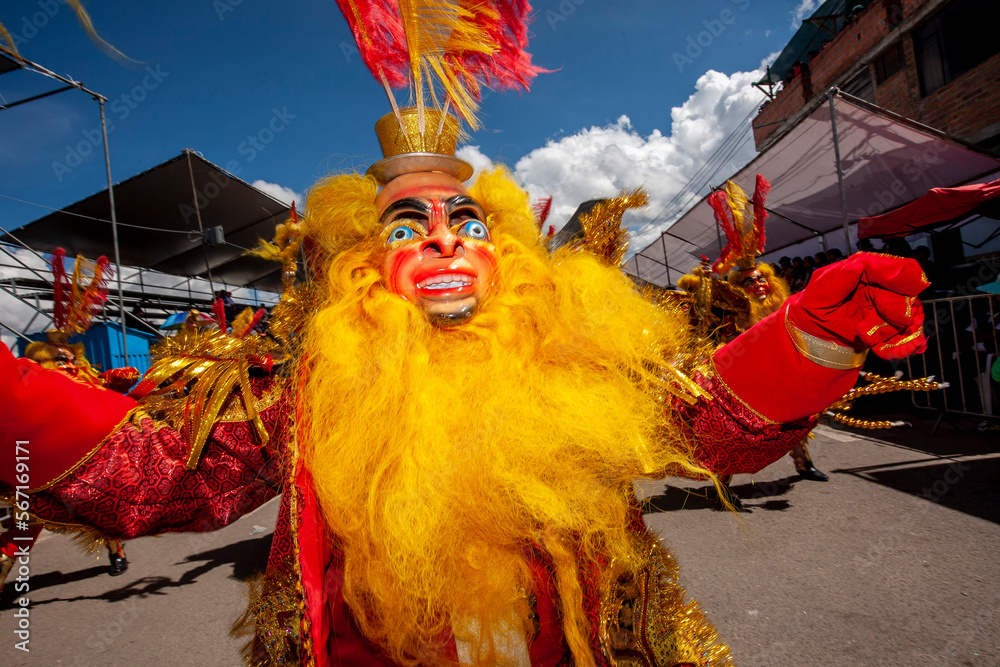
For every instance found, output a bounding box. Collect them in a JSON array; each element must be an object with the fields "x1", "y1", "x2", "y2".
[
  {"x1": 644, "y1": 475, "x2": 800, "y2": 513},
  {"x1": 0, "y1": 565, "x2": 108, "y2": 608},
  {"x1": 836, "y1": 456, "x2": 1000, "y2": 525},
  {"x1": 0, "y1": 533, "x2": 273, "y2": 610}
]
